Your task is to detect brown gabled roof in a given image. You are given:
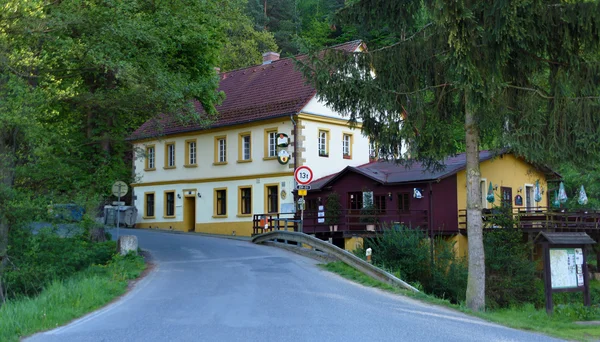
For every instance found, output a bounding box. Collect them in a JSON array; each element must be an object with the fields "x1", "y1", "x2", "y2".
[
  {"x1": 309, "y1": 151, "x2": 500, "y2": 191},
  {"x1": 129, "y1": 40, "x2": 364, "y2": 141}
]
